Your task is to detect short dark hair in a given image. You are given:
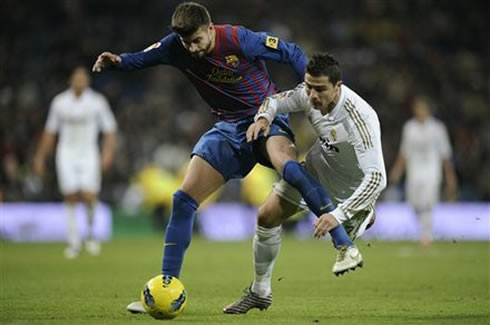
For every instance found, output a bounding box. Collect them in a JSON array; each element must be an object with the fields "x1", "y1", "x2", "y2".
[
  {"x1": 171, "y1": 2, "x2": 211, "y2": 37},
  {"x1": 306, "y1": 53, "x2": 342, "y2": 85}
]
